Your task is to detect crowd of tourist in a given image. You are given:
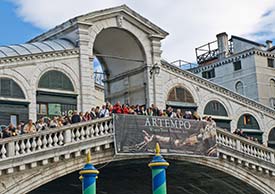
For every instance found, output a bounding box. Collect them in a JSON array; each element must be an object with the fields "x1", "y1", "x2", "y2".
[
  {"x1": 0, "y1": 101, "x2": 260, "y2": 145},
  {"x1": 1, "y1": 102, "x2": 209, "y2": 138},
  {"x1": 233, "y1": 128, "x2": 260, "y2": 143}
]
